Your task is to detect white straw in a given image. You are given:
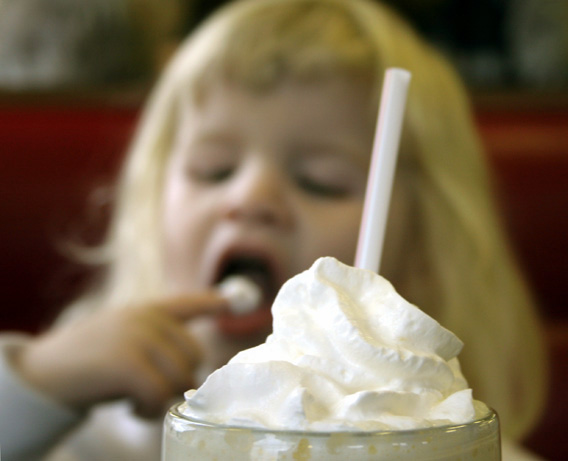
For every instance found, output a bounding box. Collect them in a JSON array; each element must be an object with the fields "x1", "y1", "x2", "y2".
[{"x1": 354, "y1": 68, "x2": 411, "y2": 273}]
